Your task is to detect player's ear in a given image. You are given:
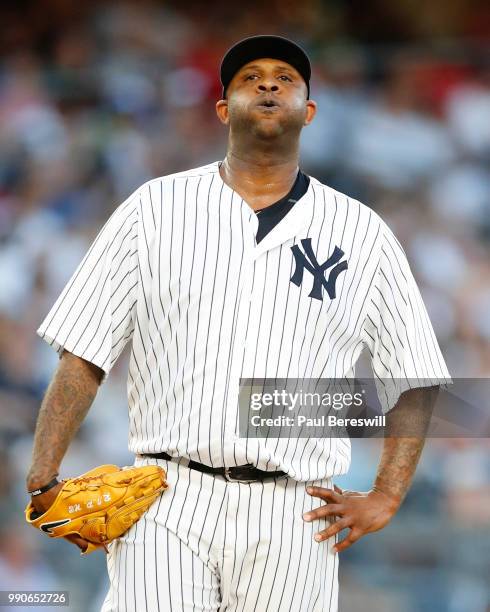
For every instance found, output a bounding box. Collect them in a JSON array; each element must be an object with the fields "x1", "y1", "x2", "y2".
[
  {"x1": 304, "y1": 100, "x2": 317, "y2": 126},
  {"x1": 216, "y1": 99, "x2": 229, "y2": 125}
]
